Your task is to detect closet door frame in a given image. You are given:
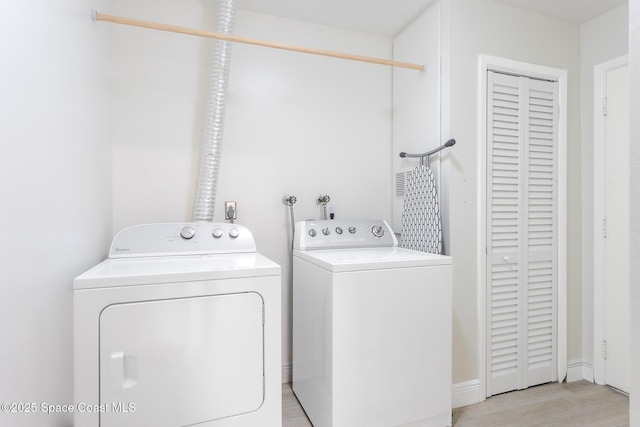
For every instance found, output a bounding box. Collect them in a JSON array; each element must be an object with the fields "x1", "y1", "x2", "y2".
[
  {"x1": 477, "y1": 55, "x2": 568, "y2": 399},
  {"x1": 593, "y1": 55, "x2": 629, "y2": 388}
]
